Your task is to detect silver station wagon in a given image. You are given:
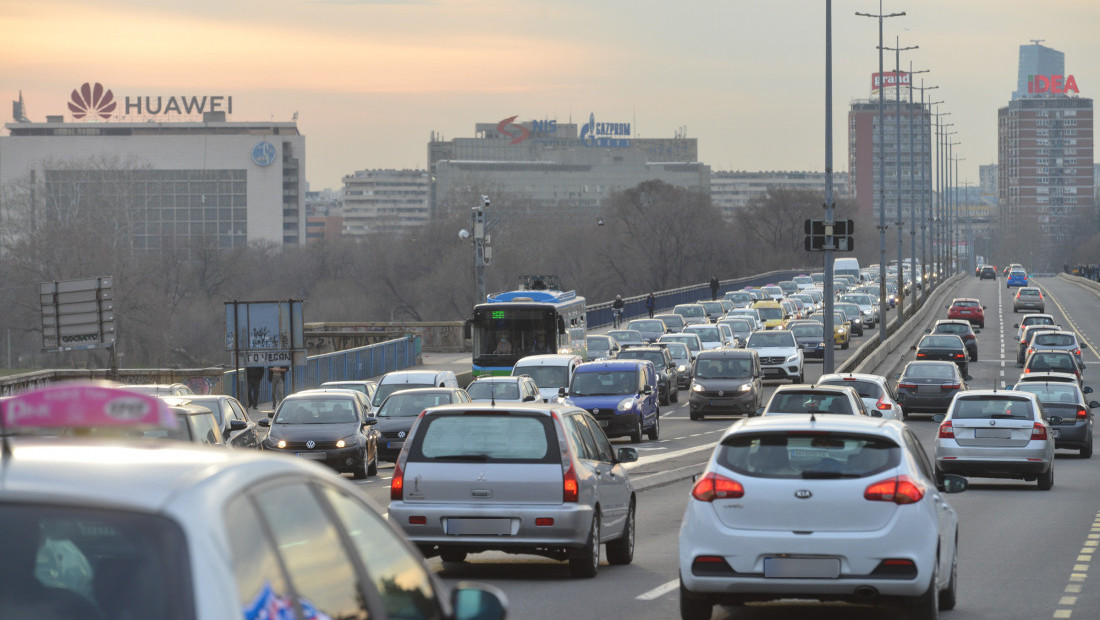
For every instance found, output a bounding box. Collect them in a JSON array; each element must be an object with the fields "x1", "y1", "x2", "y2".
[{"x1": 389, "y1": 403, "x2": 638, "y2": 578}]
